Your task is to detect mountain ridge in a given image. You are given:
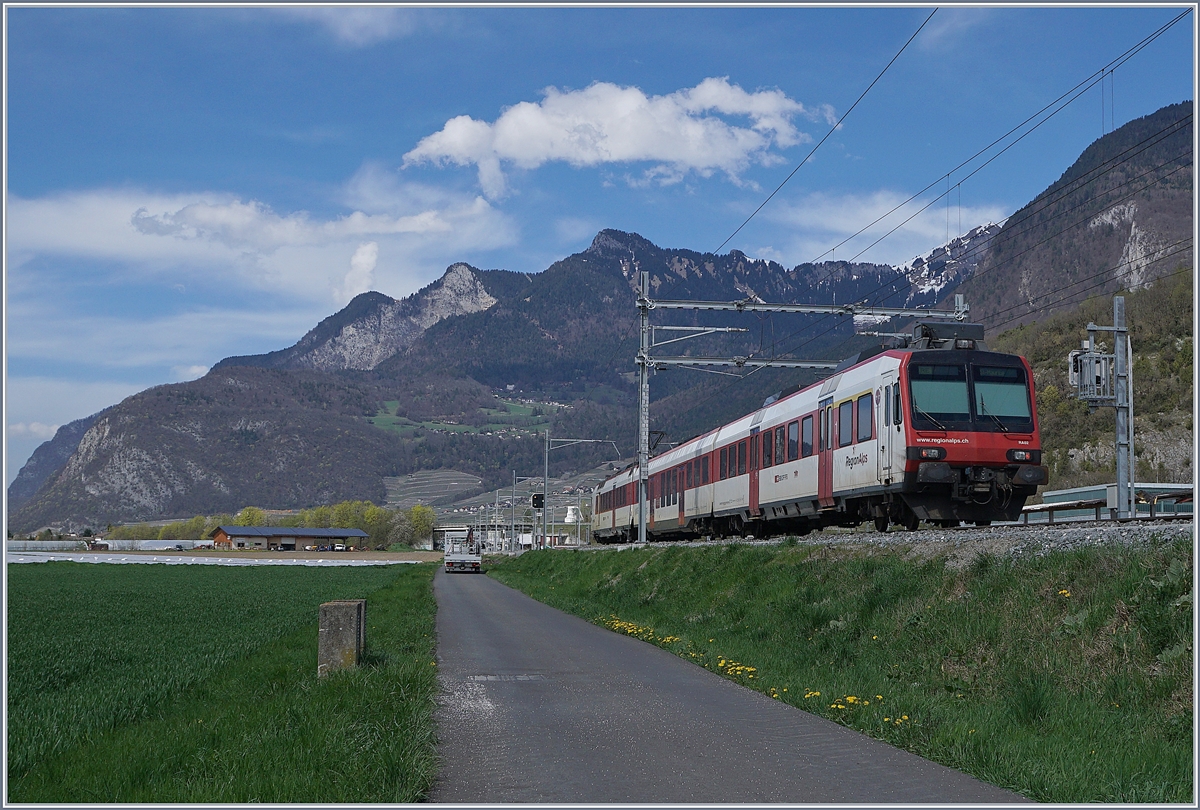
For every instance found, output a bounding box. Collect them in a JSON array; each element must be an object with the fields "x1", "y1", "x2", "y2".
[{"x1": 9, "y1": 102, "x2": 1192, "y2": 532}]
